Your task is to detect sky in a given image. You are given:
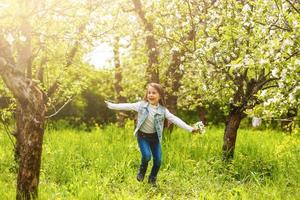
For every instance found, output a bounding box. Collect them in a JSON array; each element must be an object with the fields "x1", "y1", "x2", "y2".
[
  {"x1": 84, "y1": 37, "x2": 131, "y2": 69},
  {"x1": 84, "y1": 43, "x2": 114, "y2": 70}
]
